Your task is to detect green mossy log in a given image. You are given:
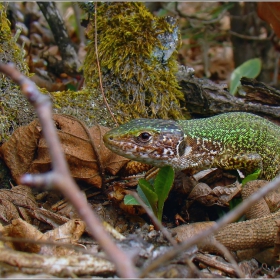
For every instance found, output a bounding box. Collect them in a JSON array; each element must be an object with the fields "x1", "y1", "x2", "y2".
[
  {"x1": 83, "y1": 2, "x2": 184, "y2": 123},
  {"x1": 0, "y1": 3, "x2": 34, "y2": 143}
]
